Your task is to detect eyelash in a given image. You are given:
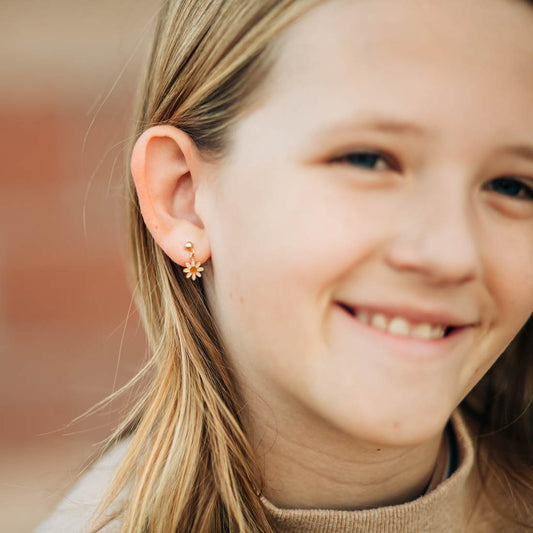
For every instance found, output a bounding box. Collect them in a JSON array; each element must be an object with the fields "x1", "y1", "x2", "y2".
[
  {"x1": 334, "y1": 150, "x2": 533, "y2": 201},
  {"x1": 484, "y1": 177, "x2": 533, "y2": 200},
  {"x1": 334, "y1": 150, "x2": 398, "y2": 171}
]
